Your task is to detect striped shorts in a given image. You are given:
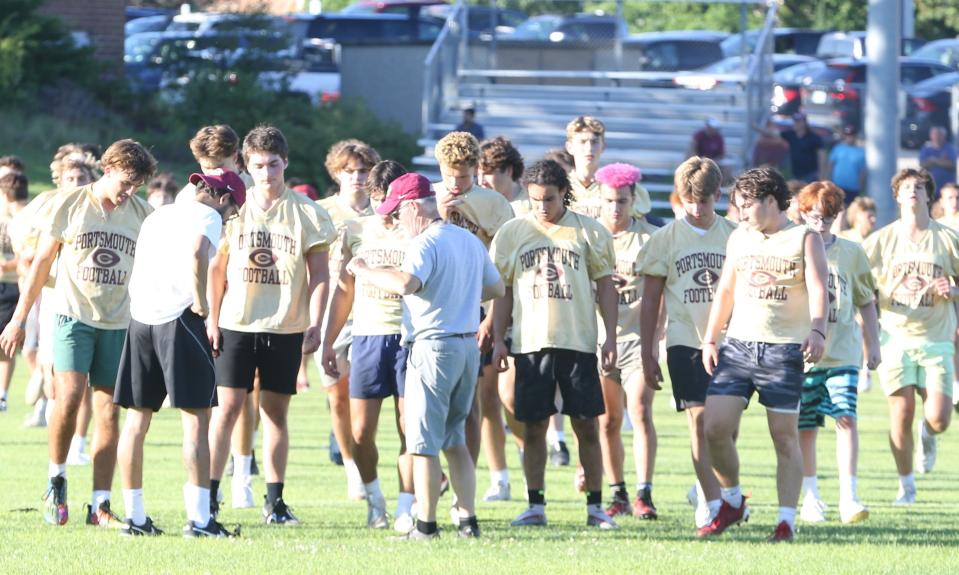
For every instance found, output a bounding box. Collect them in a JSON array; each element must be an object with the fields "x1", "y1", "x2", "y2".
[{"x1": 798, "y1": 366, "x2": 859, "y2": 430}]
